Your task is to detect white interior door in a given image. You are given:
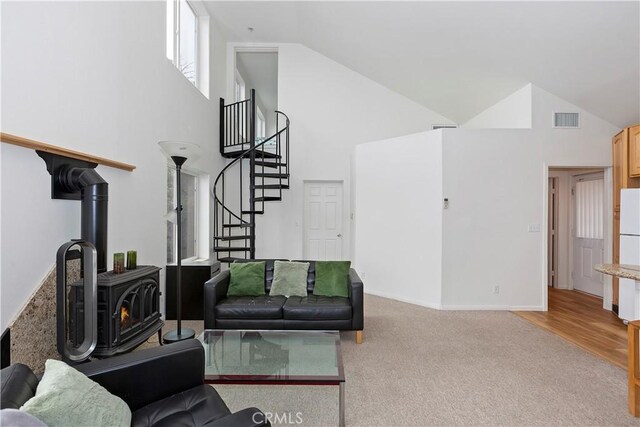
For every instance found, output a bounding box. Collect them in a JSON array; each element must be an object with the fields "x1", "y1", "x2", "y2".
[
  {"x1": 303, "y1": 181, "x2": 344, "y2": 260},
  {"x1": 572, "y1": 174, "x2": 605, "y2": 297}
]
